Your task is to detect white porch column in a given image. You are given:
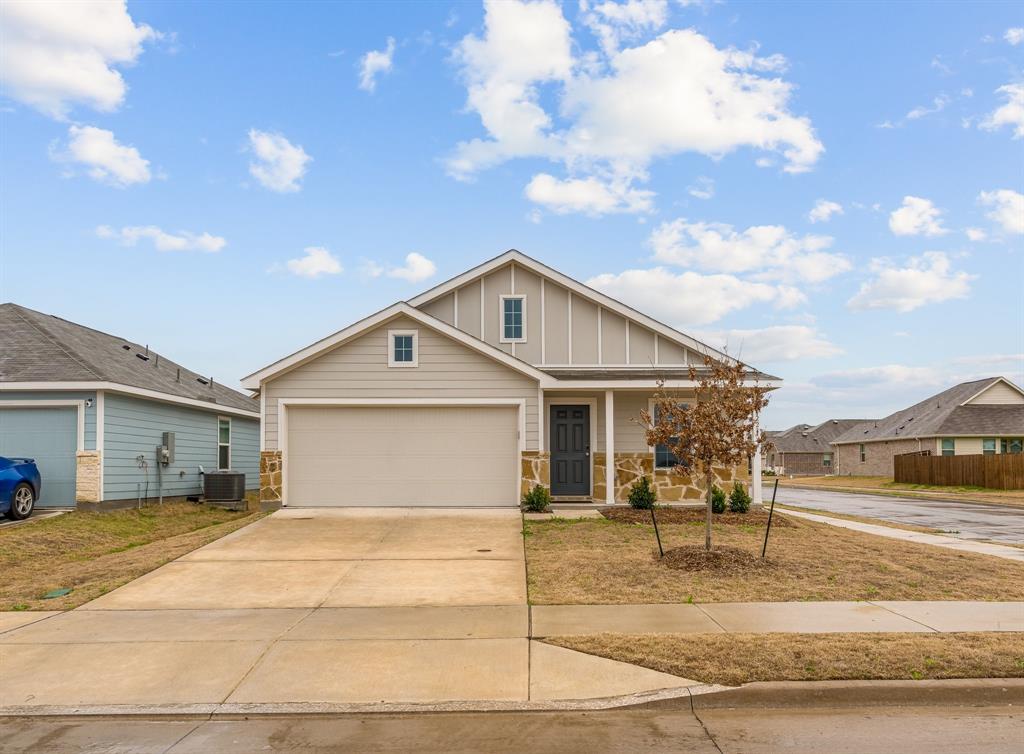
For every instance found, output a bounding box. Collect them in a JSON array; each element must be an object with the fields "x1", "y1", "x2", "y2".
[
  {"x1": 605, "y1": 390, "x2": 615, "y2": 504},
  {"x1": 752, "y1": 418, "x2": 763, "y2": 507}
]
